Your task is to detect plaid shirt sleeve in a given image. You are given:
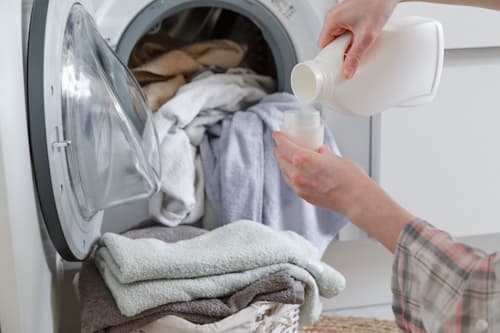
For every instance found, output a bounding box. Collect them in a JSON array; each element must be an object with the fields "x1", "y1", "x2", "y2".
[{"x1": 392, "y1": 218, "x2": 500, "y2": 332}]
